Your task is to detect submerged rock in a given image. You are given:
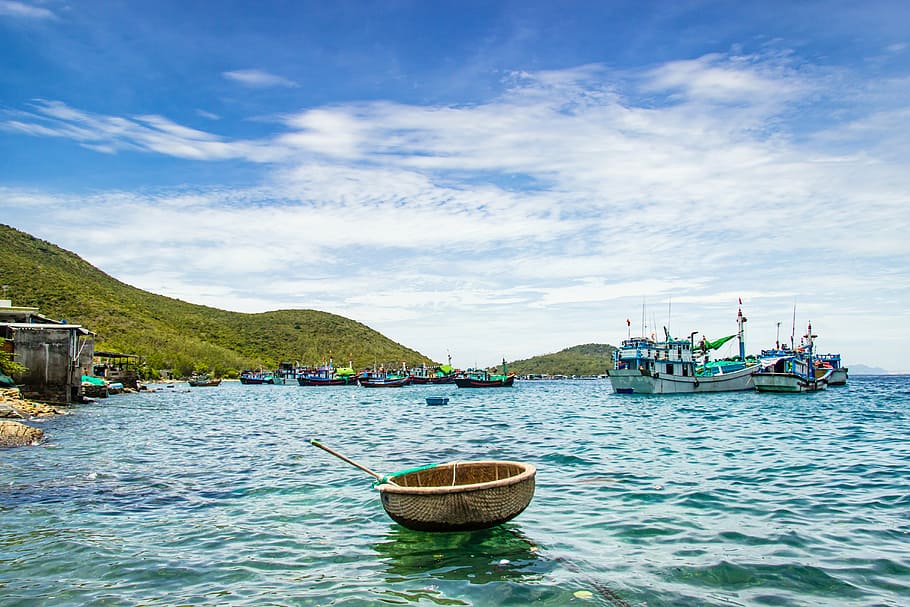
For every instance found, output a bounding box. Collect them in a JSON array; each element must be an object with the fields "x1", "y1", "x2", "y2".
[{"x1": 0, "y1": 420, "x2": 44, "y2": 448}]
